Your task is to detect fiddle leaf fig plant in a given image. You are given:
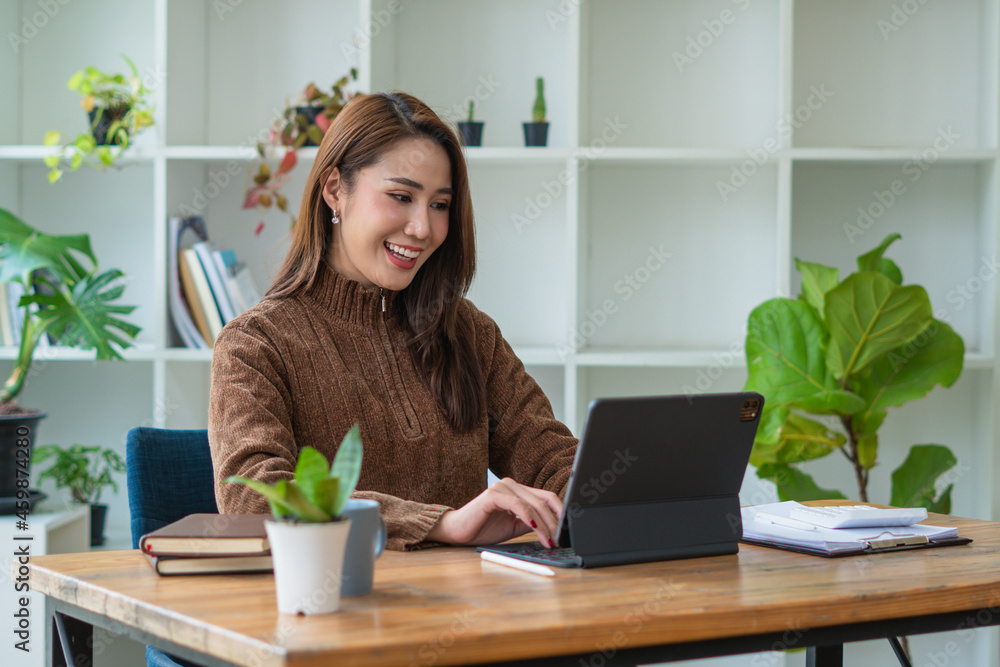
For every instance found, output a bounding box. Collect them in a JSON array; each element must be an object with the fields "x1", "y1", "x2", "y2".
[
  {"x1": 744, "y1": 233, "x2": 964, "y2": 510},
  {"x1": 0, "y1": 208, "x2": 141, "y2": 410},
  {"x1": 226, "y1": 424, "x2": 363, "y2": 522}
]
